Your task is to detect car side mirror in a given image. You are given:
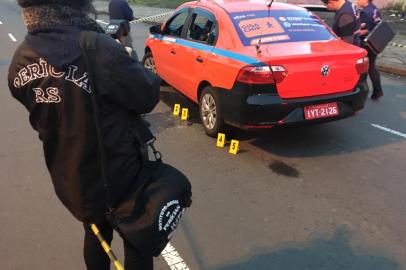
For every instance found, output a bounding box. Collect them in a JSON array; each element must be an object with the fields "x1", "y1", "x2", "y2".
[{"x1": 150, "y1": 24, "x2": 163, "y2": 35}]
